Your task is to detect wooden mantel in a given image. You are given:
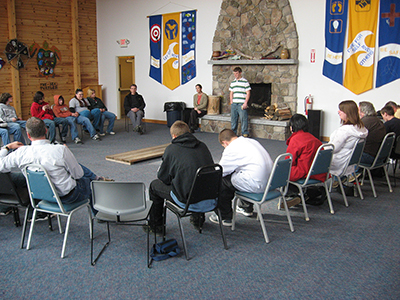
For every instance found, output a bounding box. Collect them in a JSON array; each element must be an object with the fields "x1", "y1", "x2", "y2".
[{"x1": 207, "y1": 59, "x2": 298, "y2": 65}]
